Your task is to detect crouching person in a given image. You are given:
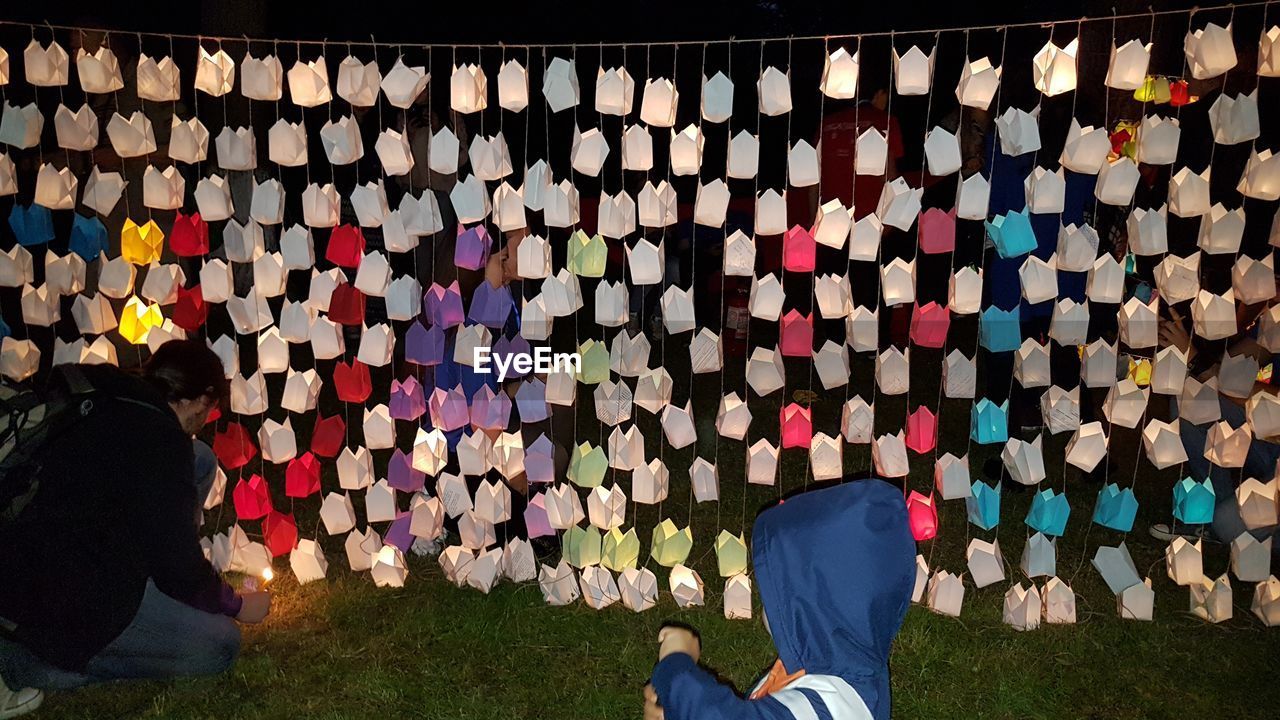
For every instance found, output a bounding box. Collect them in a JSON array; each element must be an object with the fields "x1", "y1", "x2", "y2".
[{"x1": 0, "y1": 341, "x2": 270, "y2": 717}]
